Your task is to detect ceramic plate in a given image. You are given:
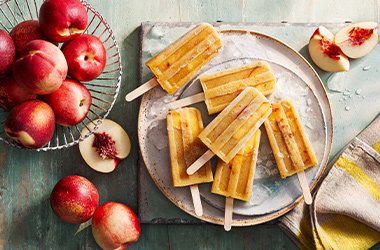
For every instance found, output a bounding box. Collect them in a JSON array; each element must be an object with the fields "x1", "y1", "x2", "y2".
[{"x1": 138, "y1": 28, "x2": 333, "y2": 226}]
